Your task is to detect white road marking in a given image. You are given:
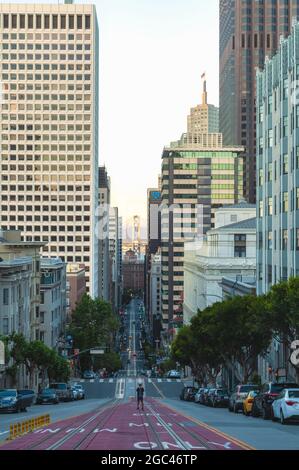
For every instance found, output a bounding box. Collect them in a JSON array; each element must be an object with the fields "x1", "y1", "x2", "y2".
[
  {"x1": 167, "y1": 379, "x2": 171, "y2": 383},
  {"x1": 99, "y1": 379, "x2": 104, "y2": 383},
  {"x1": 157, "y1": 379, "x2": 162, "y2": 383},
  {"x1": 109, "y1": 379, "x2": 113, "y2": 383},
  {"x1": 90, "y1": 379, "x2": 94, "y2": 383}
]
